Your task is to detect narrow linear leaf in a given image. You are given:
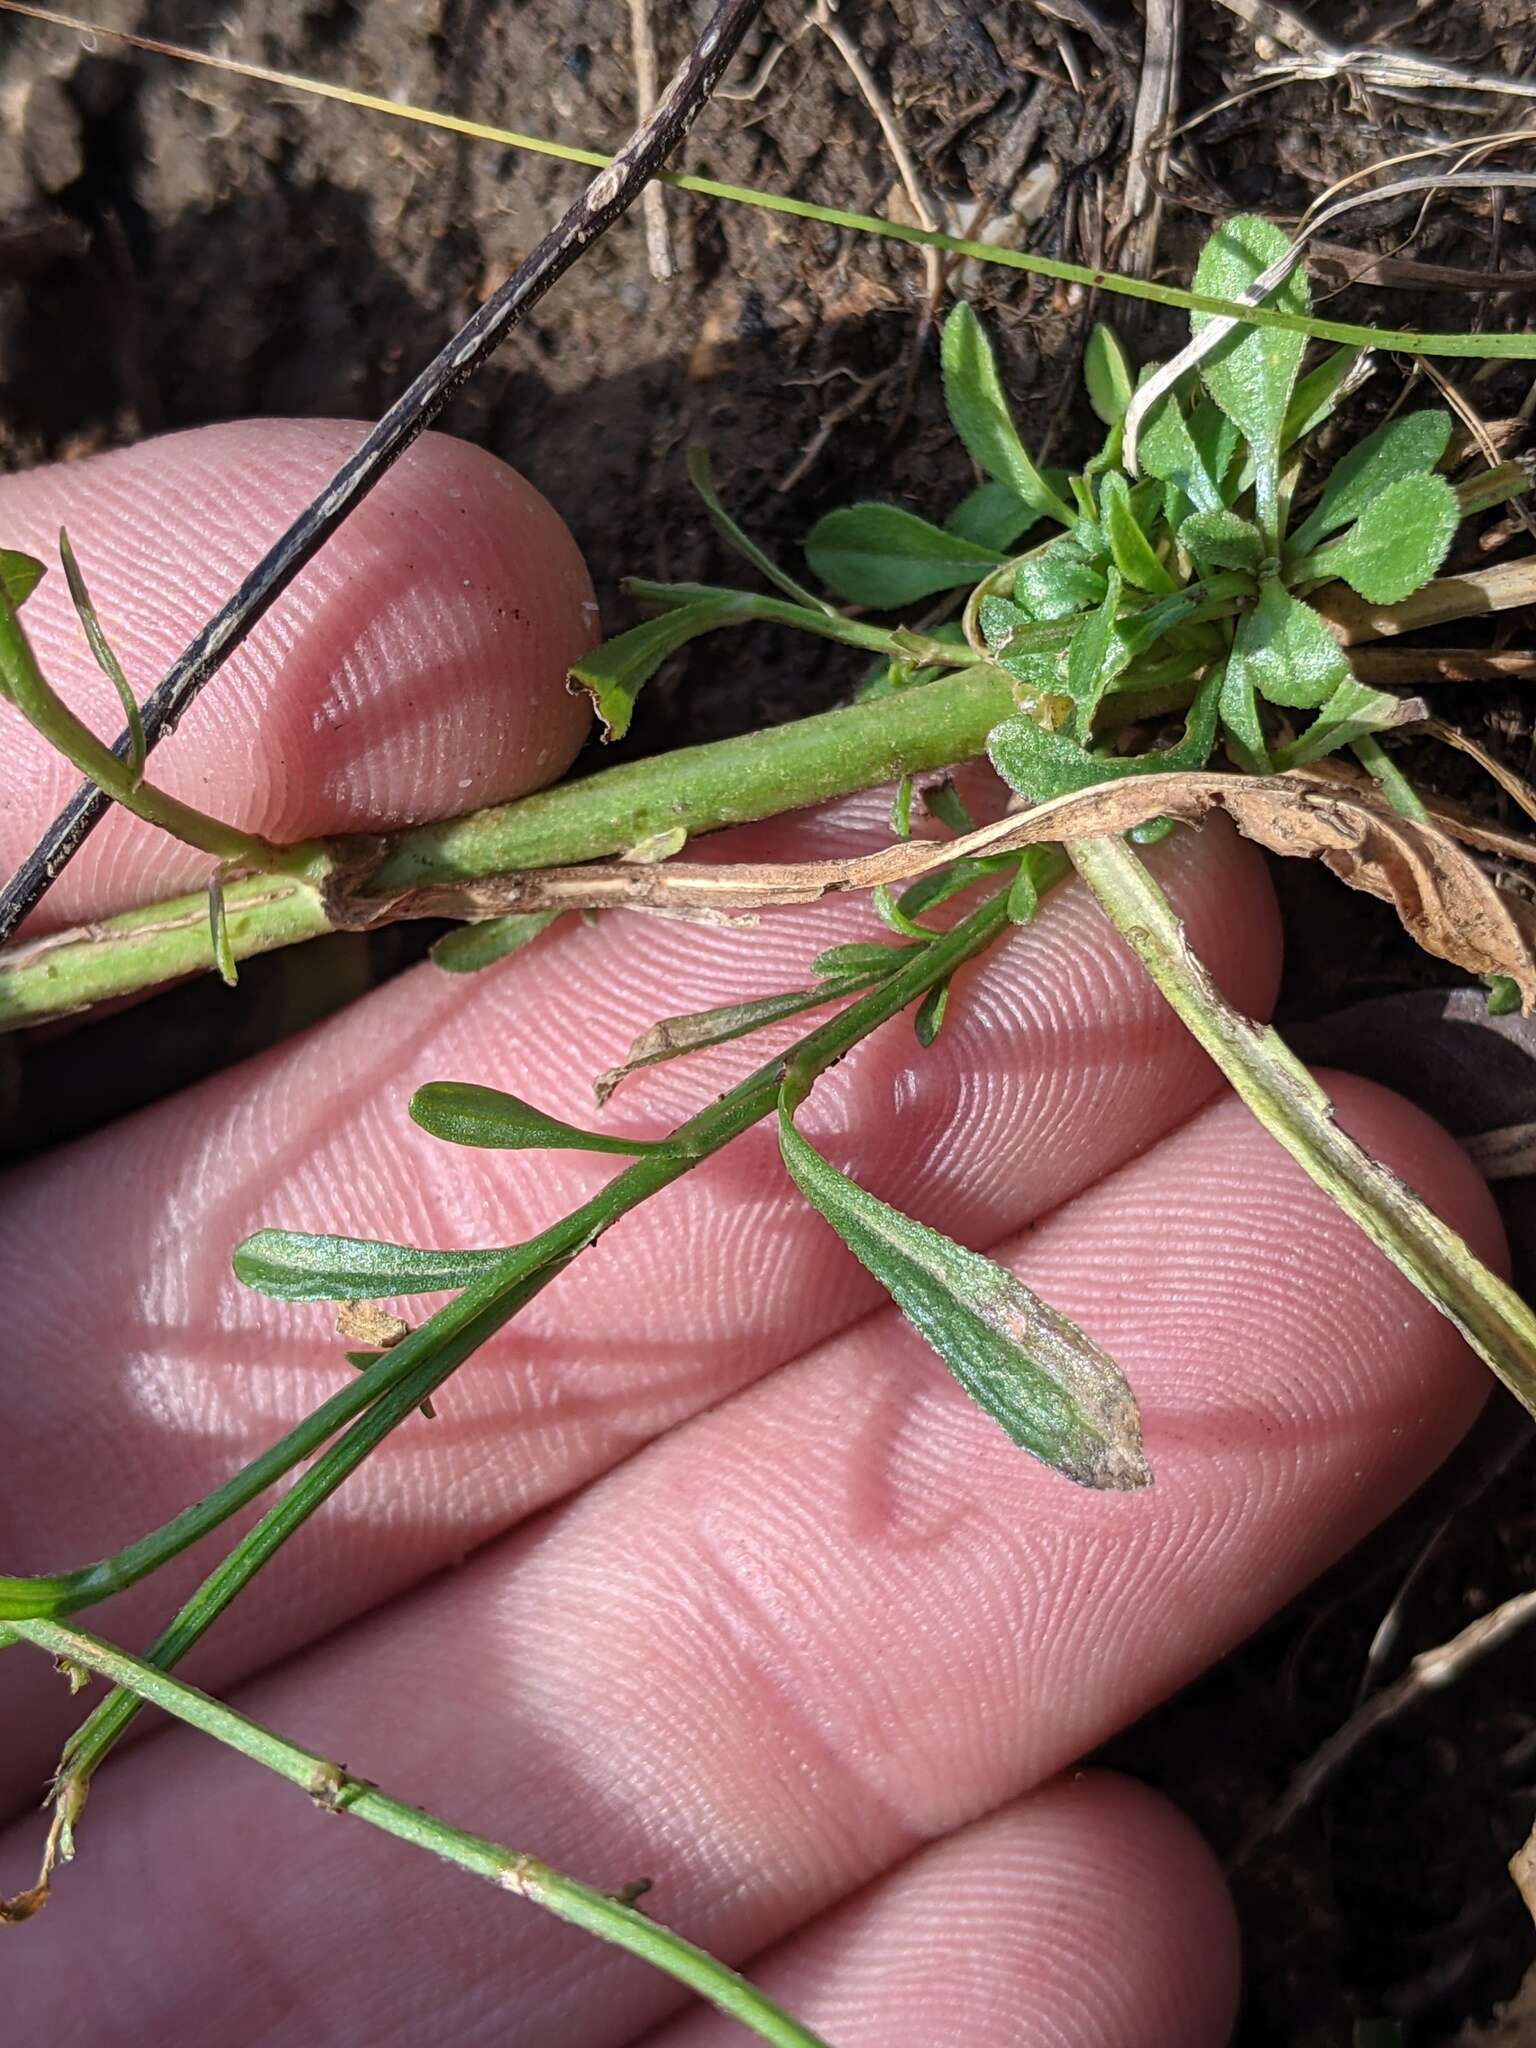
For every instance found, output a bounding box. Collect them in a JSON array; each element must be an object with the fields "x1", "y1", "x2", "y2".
[
  {"x1": 873, "y1": 881, "x2": 934, "y2": 939},
  {"x1": 207, "y1": 872, "x2": 238, "y2": 990},
  {"x1": 59, "y1": 528, "x2": 145, "y2": 783},
  {"x1": 805, "y1": 503, "x2": 1006, "y2": 608},
  {"x1": 1352, "y1": 732, "x2": 1428, "y2": 820},
  {"x1": 1084, "y1": 322, "x2": 1135, "y2": 426},
  {"x1": 409, "y1": 1081, "x2": 680, "y2": 1155},
  {"x1": 1100, "y1": 473, "x2": 1176, "y2": 594},
  {"x1": 1069, "y1": 833, "x2": 1536, "y2": 1426},
  {"x1": 898, "y1": 856, "x2": 1008, "y2": 921},
  {"x1": 594, "y1": 974, "x2": 878, "y2": 1105},
  {"x1": 430, "y1": 911, "x2": 561, "y2": 974},
  {"x1": 812, "y1": 940, "x2": 923, "y2": 979},
  {"x1": 1273, "y1": 677, "x2": 1427, "y2": 771},
  {"x1": 913, "y1": 978, "x2": 950, "y2": 1047},
  {"x1": 890, "y1": 774, "x2": 914, "y2": 841},
  {"x1": 941, "y1": 303, "x2": 1077, "y2": 527},
  {"x1": 1281, "y1": 346, "x2": 1367, "y2": 451},
  {"x1": 233, "y1": 1230, "x2": 506, "y2": 1303},
  {"x1": 922, "y1": 779, "x2": 976, "y2": 837},
  {"x1": 1218, "y1": 653, "x2": 1272, "y2": 776},
  {"x1": 1005, "y1": 845, "x2": 1070, "y2": 924},
  {"x1": 777, "y1": 1101, "x2": 1149, "y2": 1486},
  {"x1": 1296, "y1": 472, "x2": 1460, "y2": 605},
  {"x1": 1291, "y1": 409, "x2": 1453, "y2": 554},
  {"x1": 686, "y1": 446, "x2": 831, "y2": 612}
]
